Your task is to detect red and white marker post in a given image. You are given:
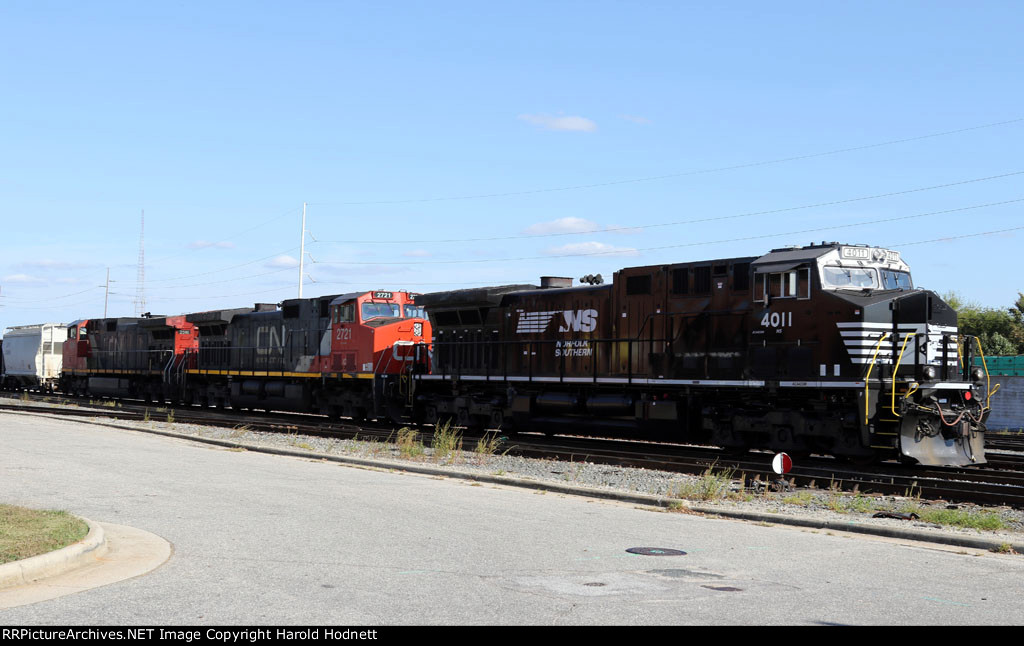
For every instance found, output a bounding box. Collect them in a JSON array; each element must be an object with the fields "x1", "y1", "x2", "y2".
[{"x1": 771, "y1": 452, "x2": 792, "y2": 475}]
